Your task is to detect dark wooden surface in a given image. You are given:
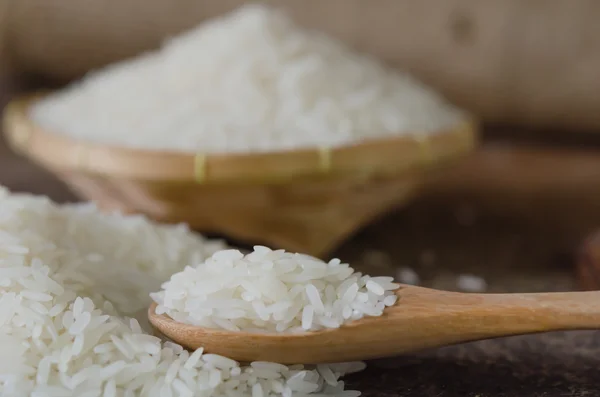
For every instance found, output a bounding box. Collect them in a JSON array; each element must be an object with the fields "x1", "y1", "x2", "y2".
[{"x1": 2, "y1": 82, "x2": 600, "y2": 396}]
